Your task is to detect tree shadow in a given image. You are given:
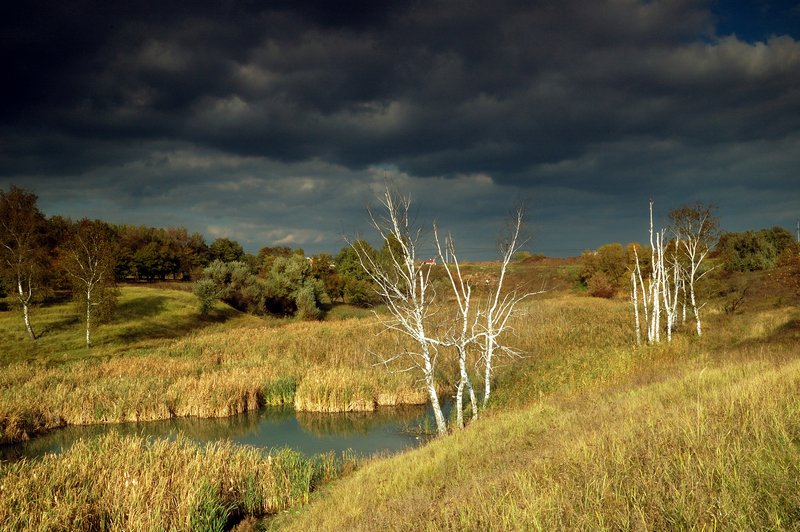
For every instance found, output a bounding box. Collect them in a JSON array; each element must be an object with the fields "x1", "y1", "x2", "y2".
[
  {"x1": 109, "y1": 299, "x2": 241, "y2": 346},
  {"x1": 768, "y1": 318, "x2": 800, "y2": 343},
  {"x1": 112, "y1": 296, "x2": 169, "y2": 322},
  {"x1": 37, "y1": 316, "x2": 80, "y2": 337}
]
